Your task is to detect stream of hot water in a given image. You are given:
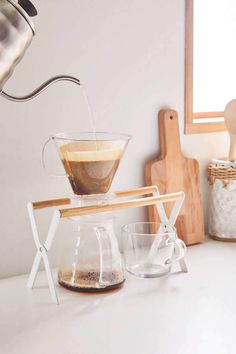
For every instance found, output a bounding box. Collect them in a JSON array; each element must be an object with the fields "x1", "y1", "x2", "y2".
[{"x1": 80, "y1": 84, "x2": 98, "y2": 148}]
